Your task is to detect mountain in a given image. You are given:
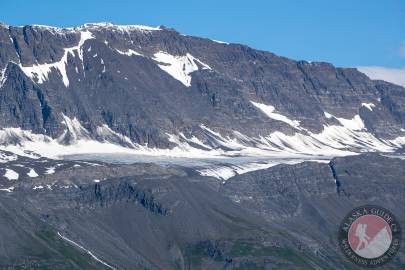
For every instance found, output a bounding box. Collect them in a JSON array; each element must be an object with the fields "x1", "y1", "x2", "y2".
[
  {"x1": 0, "y1": 22, "x2": 404, "y2": 158},
  {"x1": 0, "y1": 23, "x2": 405, "y2": 269}
]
